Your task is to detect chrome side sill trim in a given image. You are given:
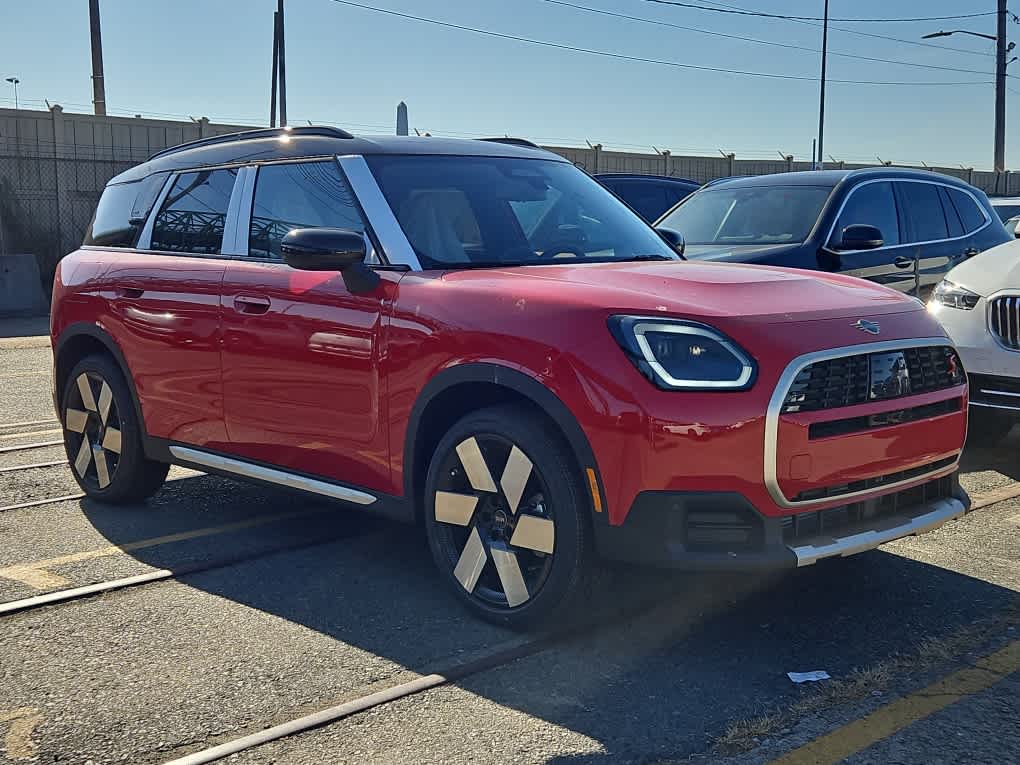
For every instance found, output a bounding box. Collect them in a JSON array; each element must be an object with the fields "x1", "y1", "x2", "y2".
[
  {"x1": 970, "y1": 401, "x2": 1020, "y2": 412},
  {"x1": 765, "y1": 337, "x2": 961, "y2": 509},
  {"x1": 169, "y1": 446, "x2": 376, "y2": 506},
  {"x1": 789, "y1": 497, "x2": 966, "y2": 567}
]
